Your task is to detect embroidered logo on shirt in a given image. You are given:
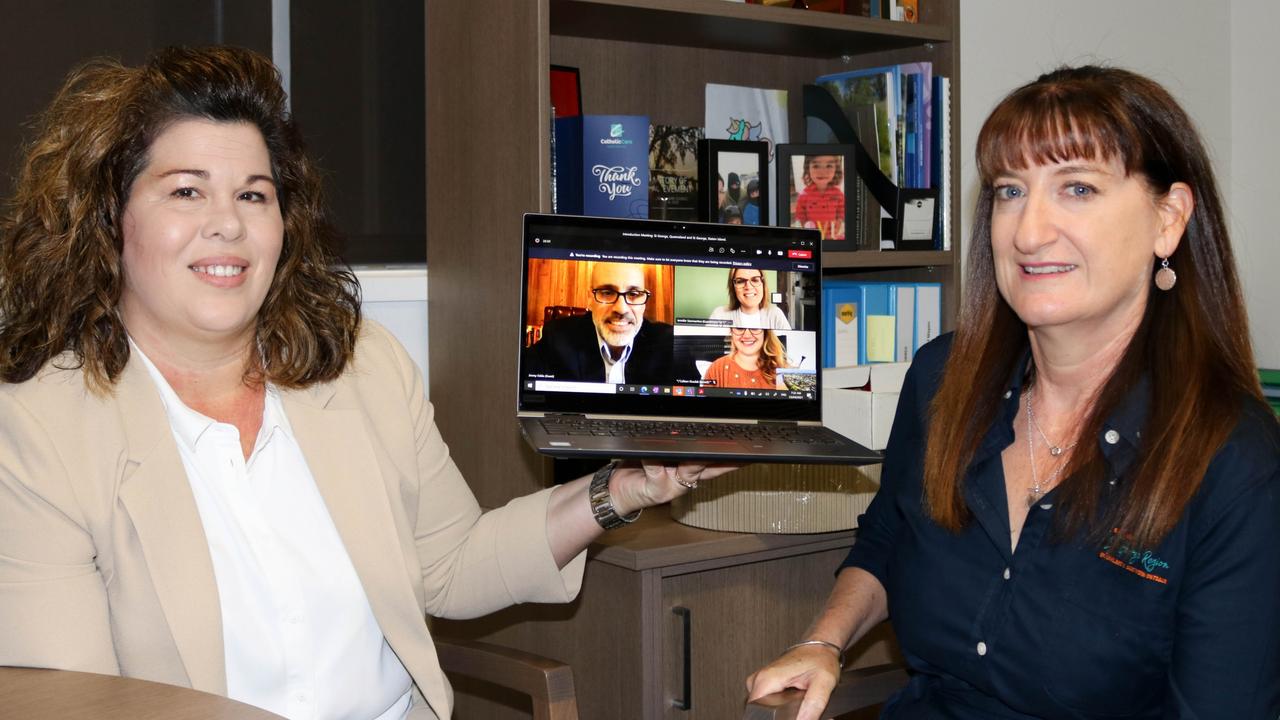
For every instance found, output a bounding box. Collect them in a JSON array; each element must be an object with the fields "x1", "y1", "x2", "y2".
[{"x1": 1099, "y1": 528, "x2": 1170, "y2": 585}]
